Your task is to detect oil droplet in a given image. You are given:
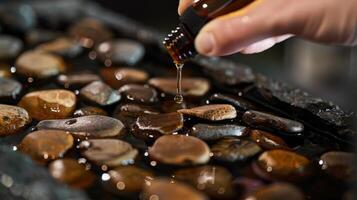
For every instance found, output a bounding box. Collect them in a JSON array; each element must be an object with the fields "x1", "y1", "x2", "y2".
[{"x1": 174, "y1": 63, "x2": 184, "y2": 104}]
